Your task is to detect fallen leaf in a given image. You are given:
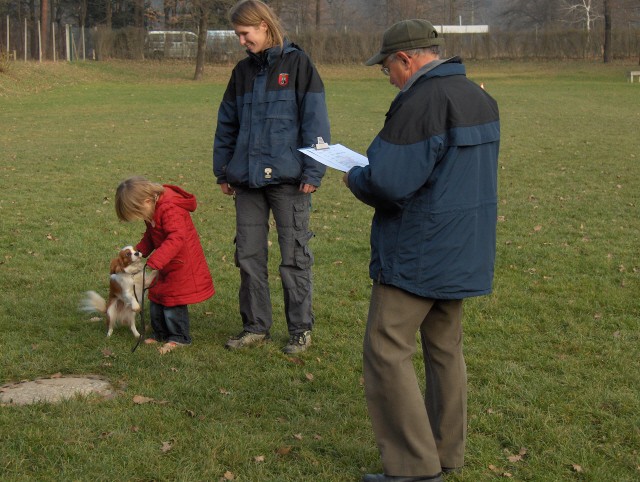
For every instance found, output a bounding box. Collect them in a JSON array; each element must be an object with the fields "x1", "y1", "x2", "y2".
[
  {"x1": 99, "y1": 431, "x2": 113, "y2": 439},
  {"x1": 305, "y1": 372, "x2": 314, "y2": 381},
  {"x1": 293, "y1": 433, "x2": 303, "y2": 440},
  {"x1": 50, "y1": 372, "x2": 62, "y2": 378},
  {"x1": 185, "y1": 409, "x2": 196, "y2": 417},
  {"x1": 313, "y1": 434, "x2": 323, "y2": 440},
  {"x1": 571, "y1": 464, "x2": 583, "y2": 473},
  {"x1": 133, "y1": 395, "x2": 155, "y2": 404},
  {"x1": 533, "y1": 225, "x2": 542, "y2": 232},
  {"x1": 102, "y1": 348, "x2": 114, "y2": 358},
  {"x1": 276, "y1": 445, "x2": 292, "y2": 455},
  {"x1": 161, "y1": 441, "x2": 173, "y2": 453},
  {"x1": 219, "y1": 387, "x2": 231, "y2": 395},
  {"x1": 223, "y1": 470, "x2": 235, "y2": 480},
  {"x1": 286, "y1": 356, "x2": 305, "y2": 366},
  {"x1": 130, "y1": 426, "x2": 140, "y2": 432},
  {"x1": 254, "y1": 455, "x2": 265, "y2": 463}
]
